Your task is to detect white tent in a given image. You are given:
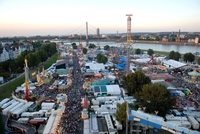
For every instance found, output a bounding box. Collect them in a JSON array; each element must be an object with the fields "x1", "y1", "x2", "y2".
[
  {"x1": 106, "y1": 85, "x2": 121, "y2": 95},
  {"x1": 131, "y1": 58, "x2": 150, "y2": 63},
  {"x1": 162, "y1": 59, "x2": 186, "y2": 68},
  {"x1": 85, "y1": 62, "x2": 105, "y2": 71}
]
